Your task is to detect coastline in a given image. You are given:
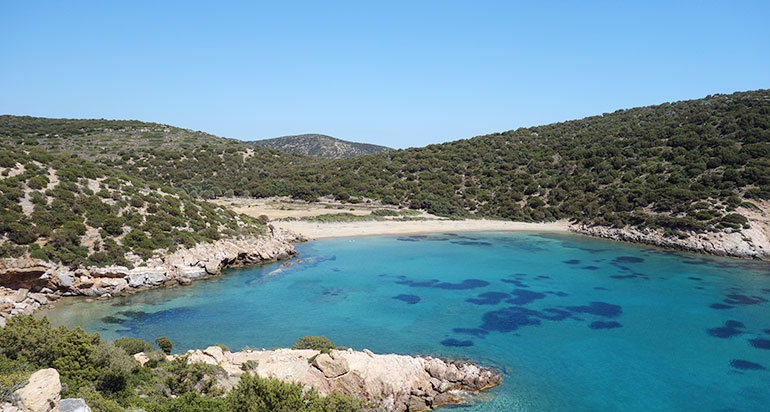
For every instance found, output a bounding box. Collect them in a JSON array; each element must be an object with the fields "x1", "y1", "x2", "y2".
[{"x1": 272, "y1": 219, "x2": 572, "y2": 239}]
